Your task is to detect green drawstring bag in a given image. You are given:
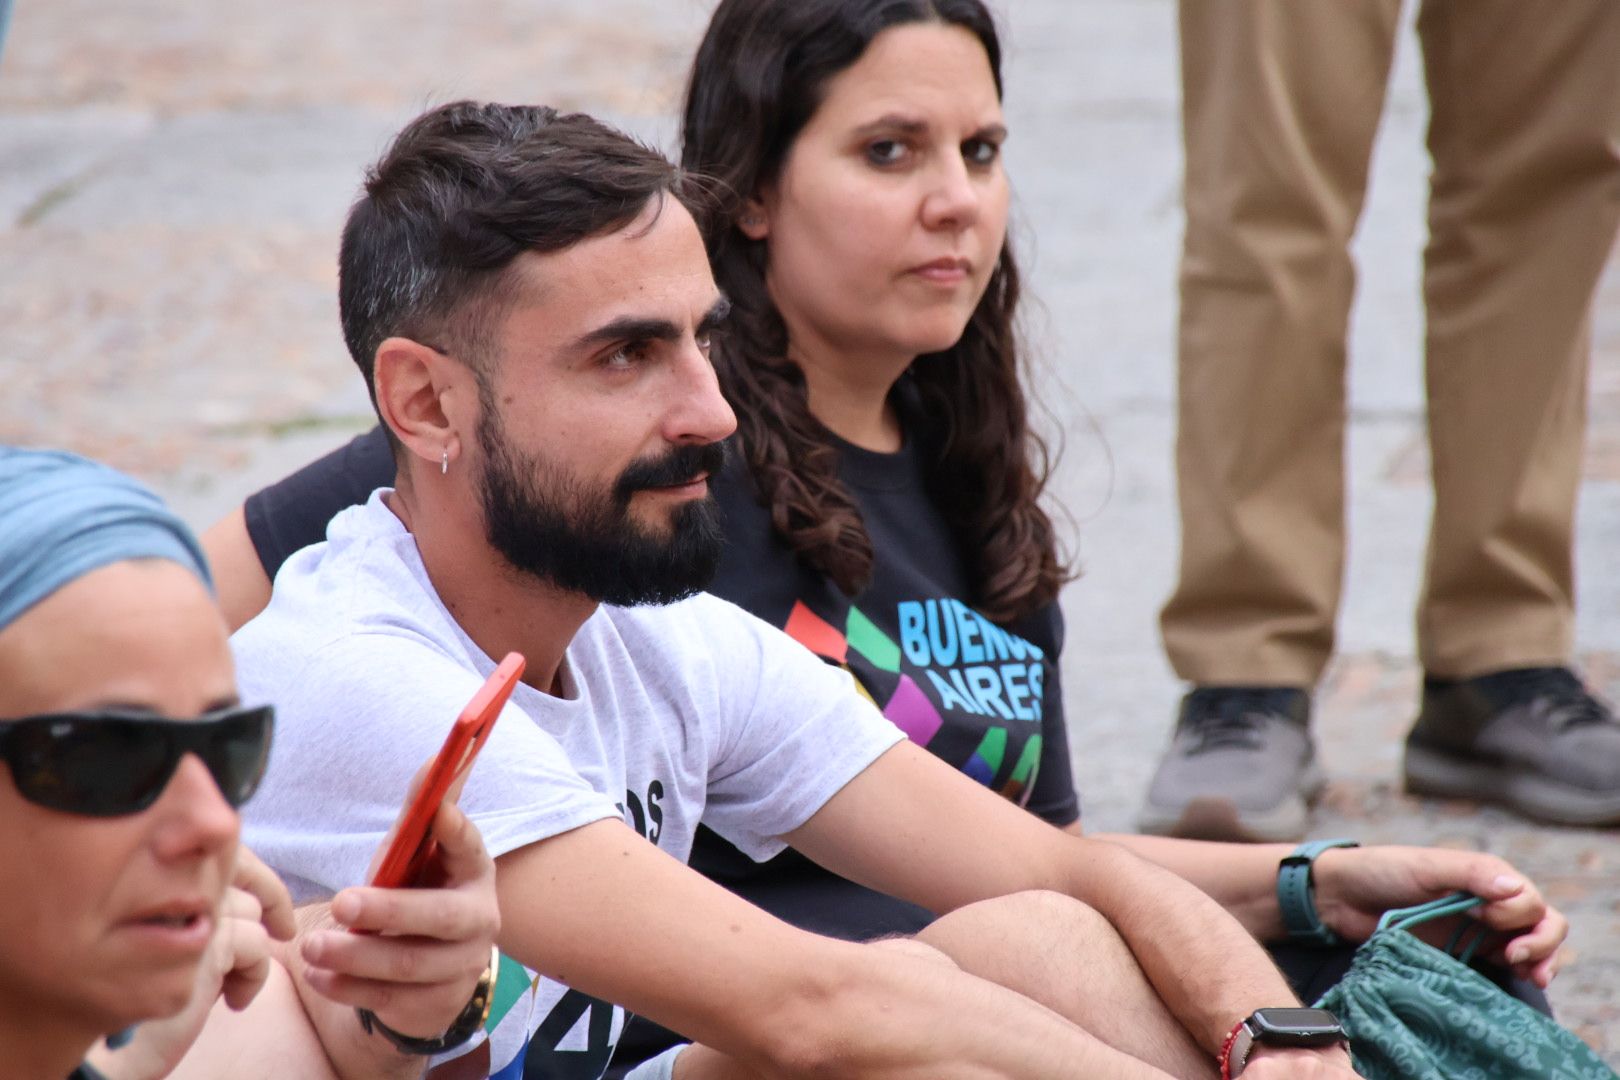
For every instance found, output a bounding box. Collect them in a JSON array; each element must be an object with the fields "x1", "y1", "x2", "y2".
[{"x1": 1317, "y1": 893, "x2": 1619, "y2": 1080}]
